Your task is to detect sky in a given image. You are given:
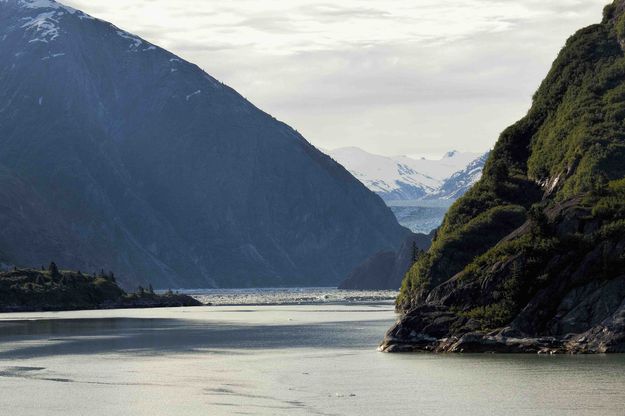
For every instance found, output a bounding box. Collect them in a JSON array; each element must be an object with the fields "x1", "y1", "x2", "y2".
[{"x1": 63, "y1": 0, "x2": 608, "y2": 158}]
